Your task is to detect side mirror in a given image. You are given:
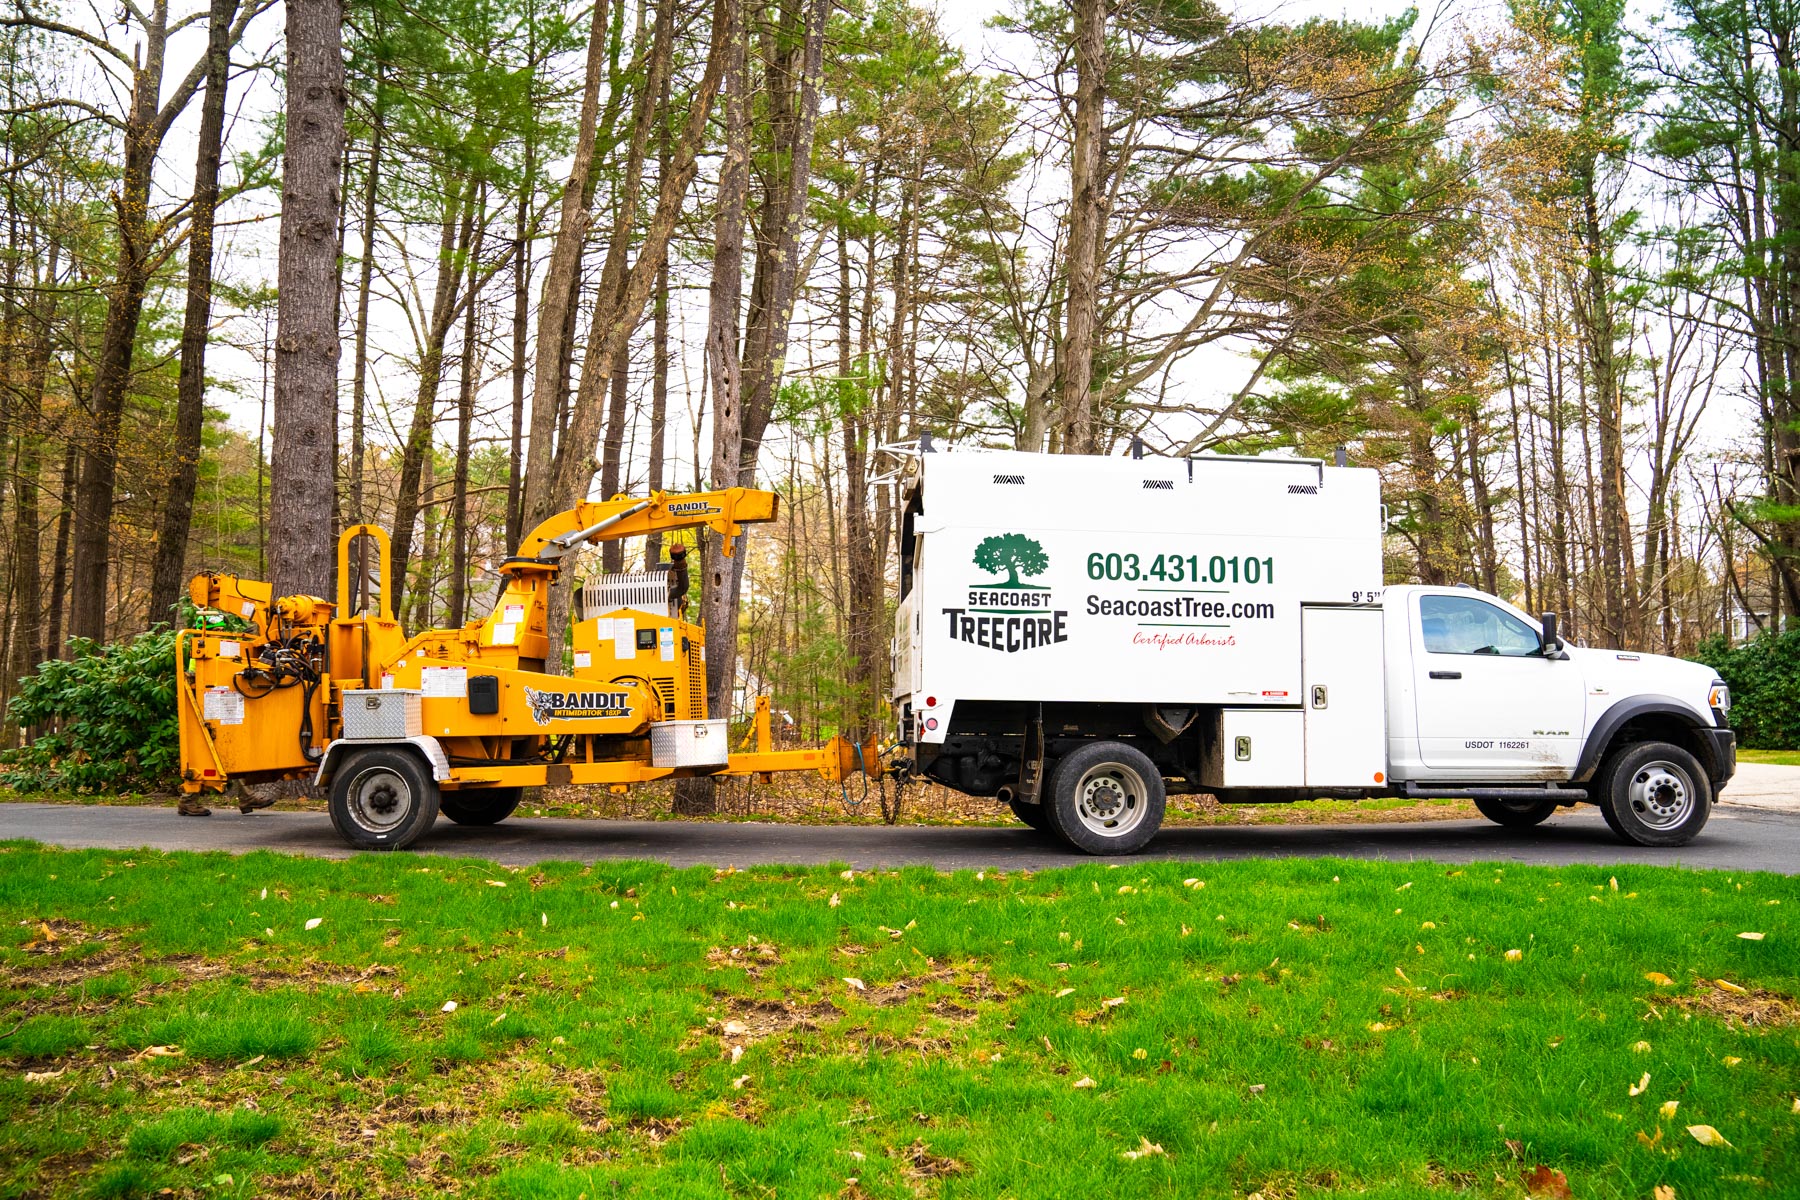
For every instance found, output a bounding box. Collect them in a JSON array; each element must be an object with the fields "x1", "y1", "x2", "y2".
[{"x1": 1539, "y1": 612, "x2": 1566, "y2": 659}]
